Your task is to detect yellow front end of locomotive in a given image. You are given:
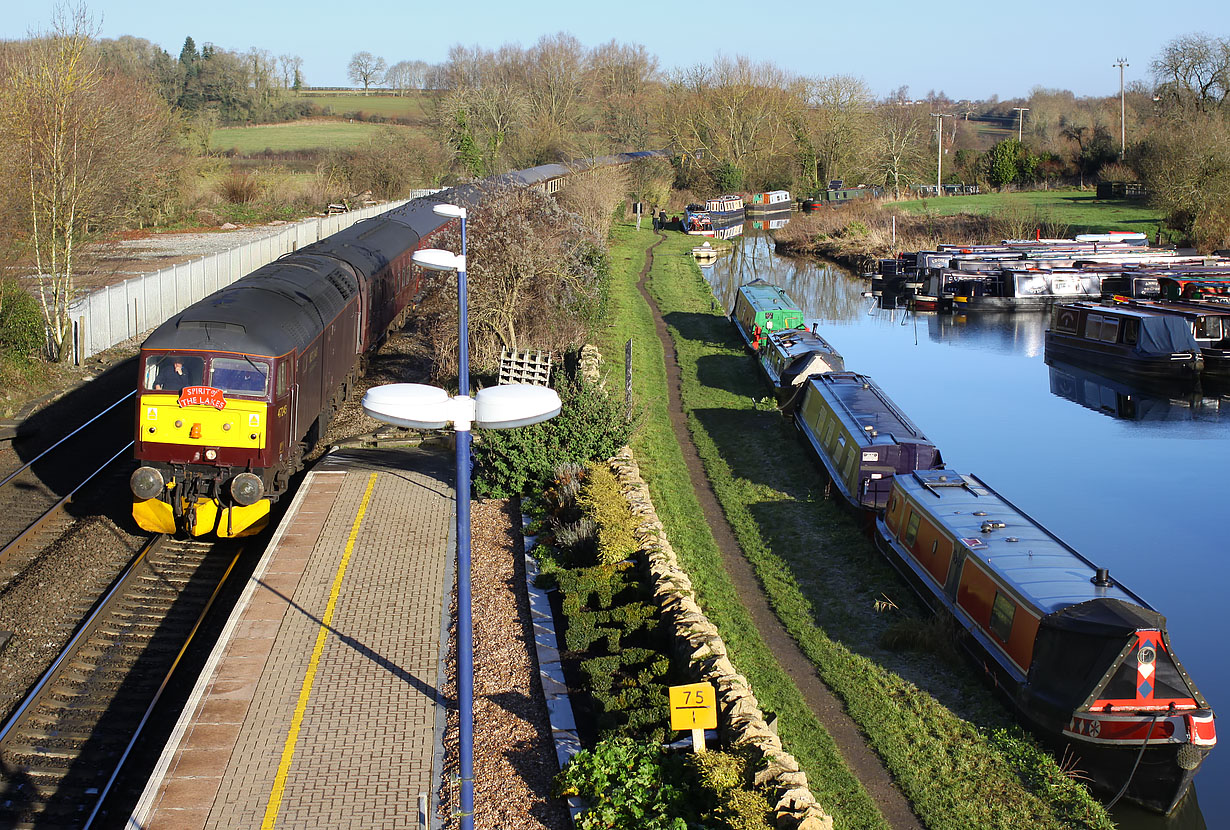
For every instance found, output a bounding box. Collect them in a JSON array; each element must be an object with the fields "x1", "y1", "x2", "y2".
[
  {"x1": 132, "y1": 492, "x2": 270, "y2": 538},
  {"x1": 138, "y1": 394, "x2": 267, "y2": 451},
  {"x1": 134, "y1": 393, "x2": 271, "y2": 538}
]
